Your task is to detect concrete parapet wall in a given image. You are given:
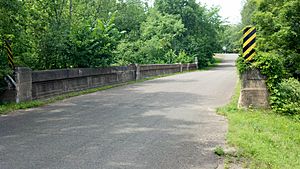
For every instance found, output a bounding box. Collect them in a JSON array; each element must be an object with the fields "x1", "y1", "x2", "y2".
[
  {"x1": 182, "y1": 63, "x2": 197, "y2": 71},
  {"x1": 1, "y1": 63, "x2": 197, "y2": 102},
  {"x1": 139, "y1": 64, "x2": 180, "y2": 79},
  {"x1": 139, "y1": 63, "x2": 197, "y2": 79},
  {"x1": 32, "y1": 66, "x2": 136, "y2": 99},
  {"x1": 238, "y1": 68, "x2": 269, "y2": 109}
]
